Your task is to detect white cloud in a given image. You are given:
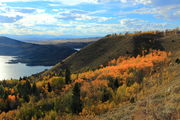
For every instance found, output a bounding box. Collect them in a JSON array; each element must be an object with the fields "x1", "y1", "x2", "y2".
[
  {"x1": 0, "y1": 4, "x2": 48, "y2": 24},
  {"x1": 48, "y1": 4, "x2": 60, "y2": 7},
  {"x1": 0, "y1": 0, "x2": 178, "y2": 36},
  {"x1": 1, "y1": 0, "x2": 100, "y2": 5},
  {"x1": 55, "y1": 0, "x2": 99, "y2": 5},
  {"x1": 0, "y1": 5, "x2": 44, "y2": 17},
  {"x1": 119, "y1": 0, "x2": 152, "y2": 5},
  {"x1": 52, "y1": 9, "x2": 59, "y2": 12},
  {"x1": 1, "y1": 0, "x2": 179, "y2": 6},
  {"x1": 75, "y1": 15, "x2": 112, "y2": 22},
  {"x1": 0, "y1": 3, "x2": 111, "y2": 26},
  {"x1": 174, "y1": 10, "x2": 180, "y2": 16},
  {"x1": 0, "y1": 17, "x2": 171, "y2": 36},
  {"x1": 55, "y1": 9, "x2": 112, "y2": 22},
  {"x1": 0, "y1": 2, "x2": 5, "y2": 6},
  {"x1": 16, "y1": 14, "x2": 58, "y2": 27},
  {"x1": 118, "y1": 0, "x2": 180, "y2": 6},
  {"x1": 121, "y1": 4, "x2": 180, "y2": 20},
  {"x1": 119, "y1": 18, "x2": 169, "y2": 31}
]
